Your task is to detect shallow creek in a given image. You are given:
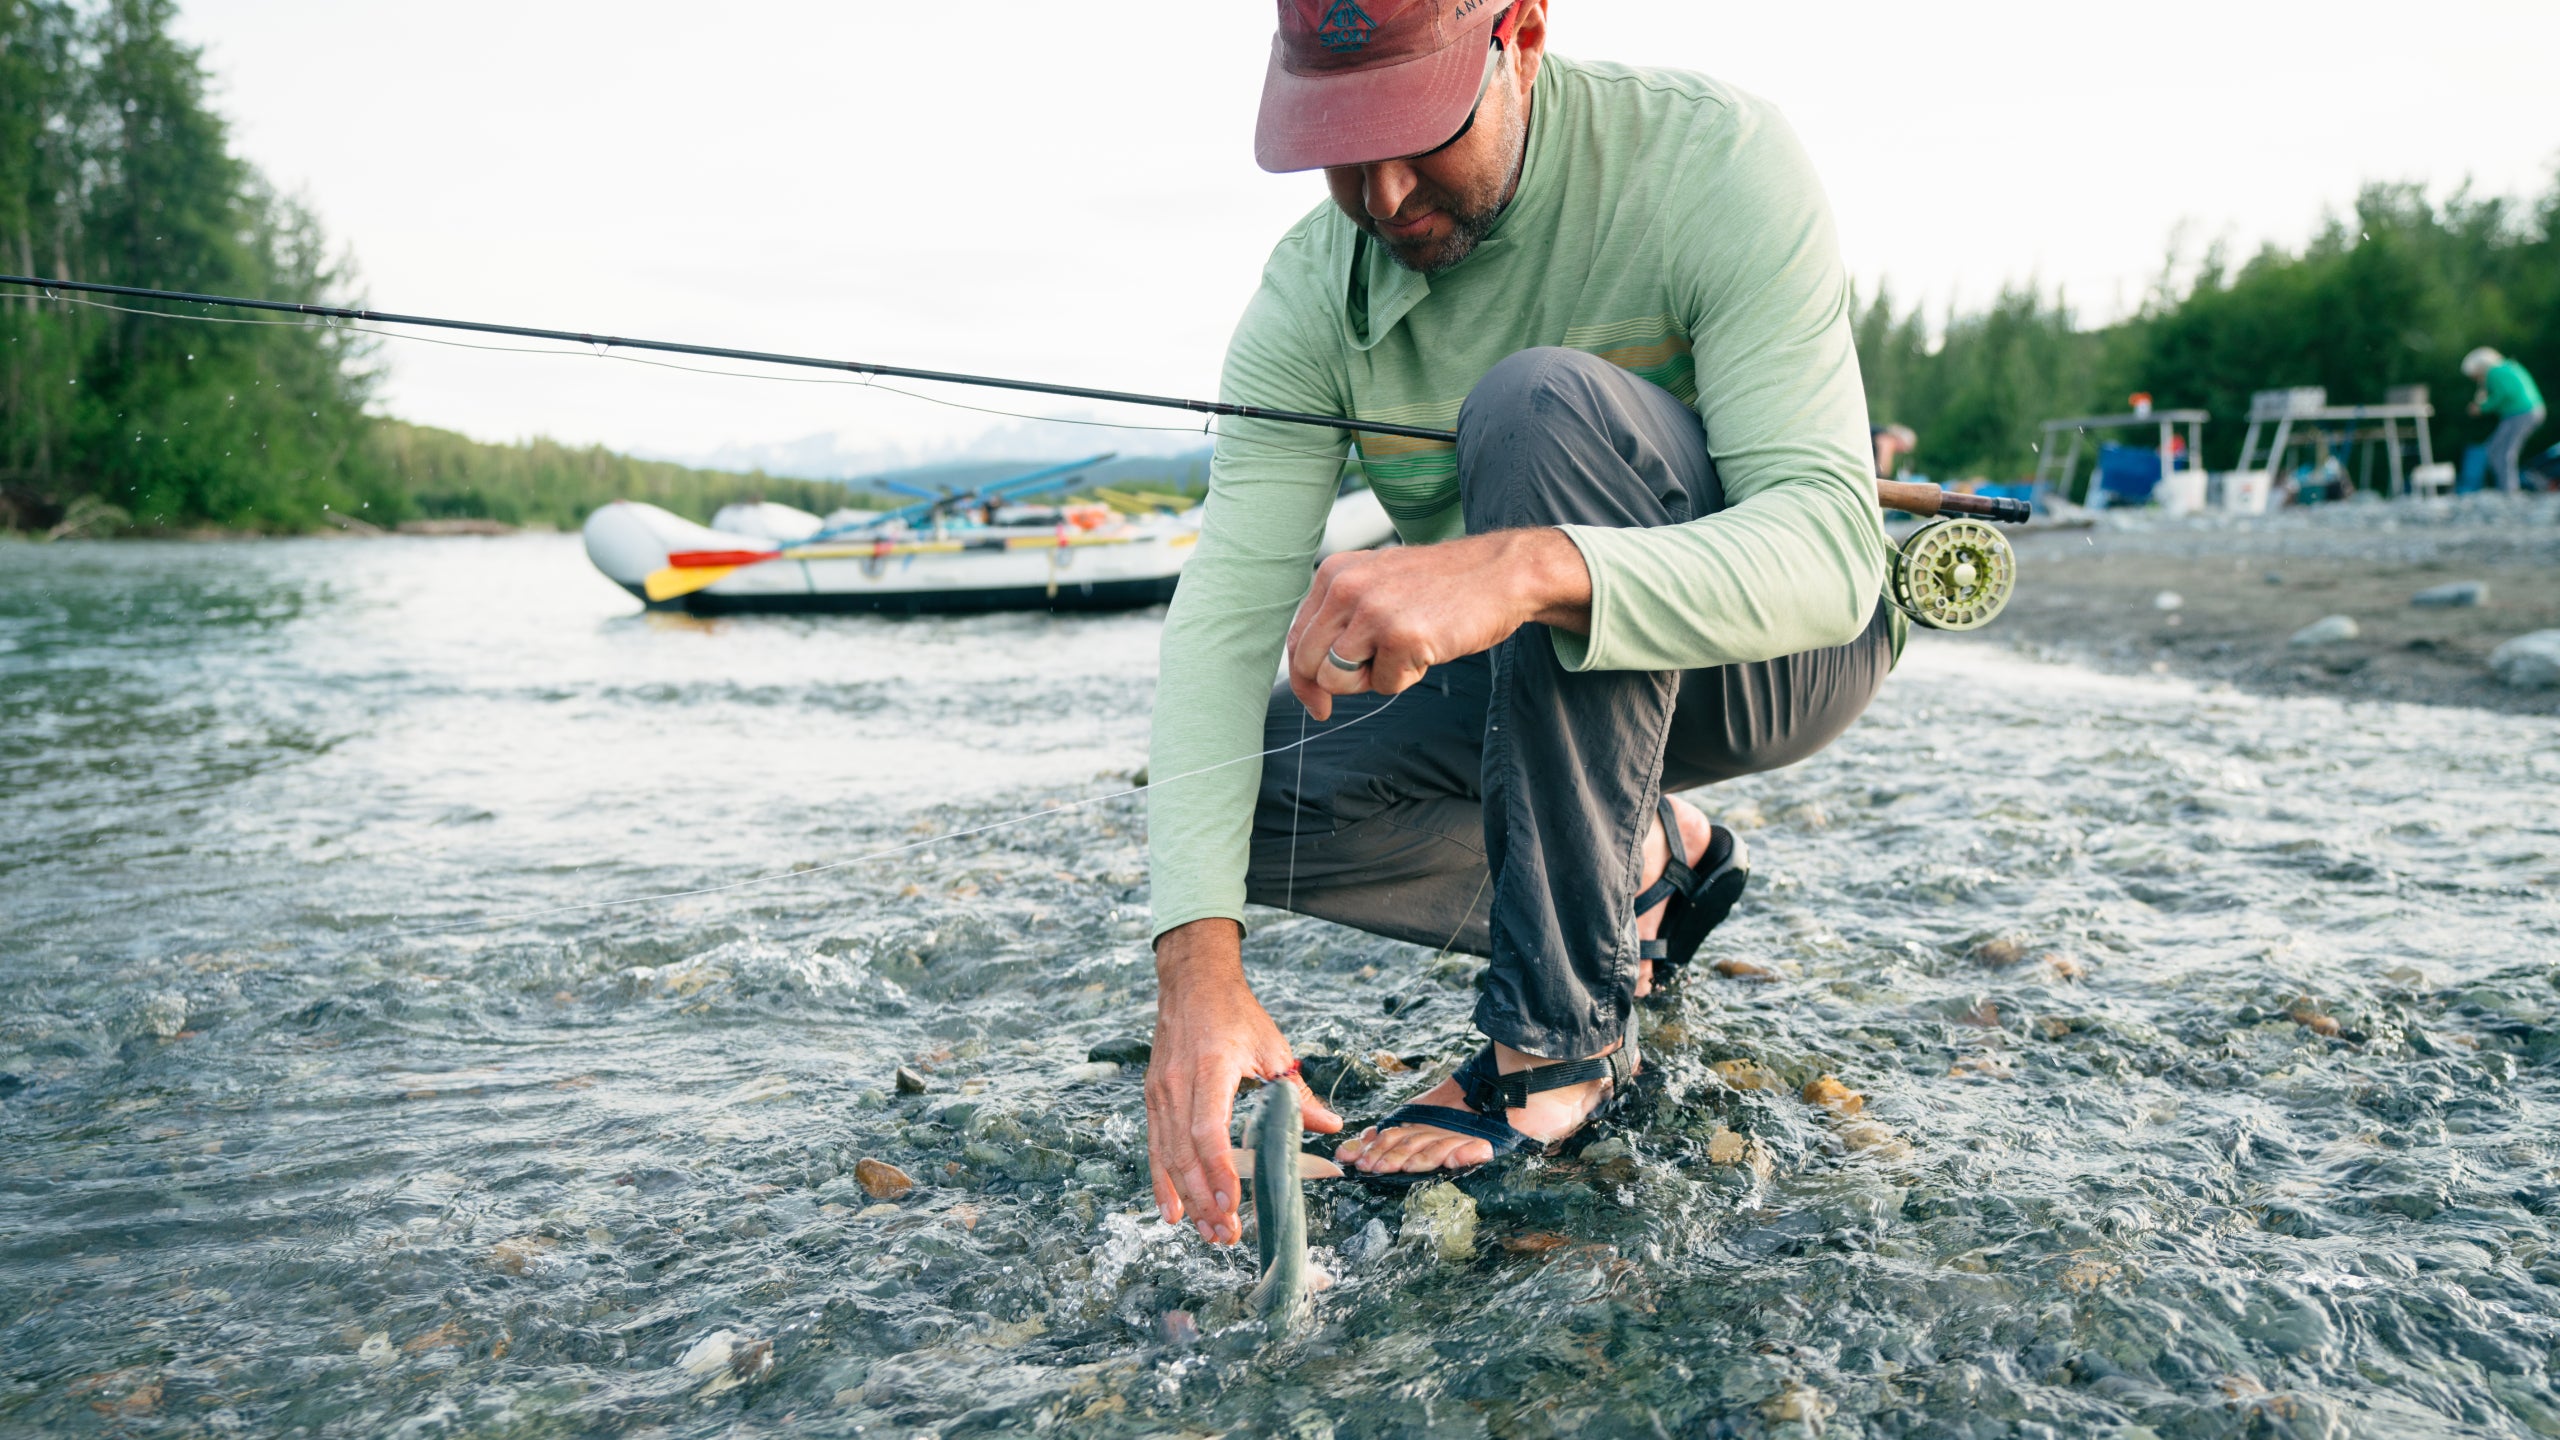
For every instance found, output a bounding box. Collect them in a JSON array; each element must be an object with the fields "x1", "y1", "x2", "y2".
[{"x1": 3, "y1": 535, "x2": 2557, "y2": 1438}]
